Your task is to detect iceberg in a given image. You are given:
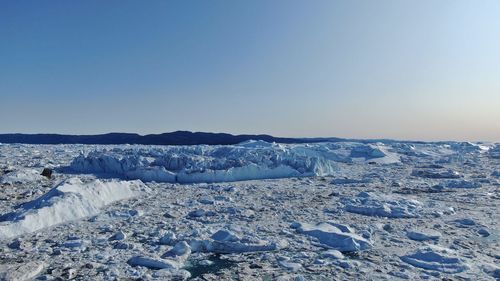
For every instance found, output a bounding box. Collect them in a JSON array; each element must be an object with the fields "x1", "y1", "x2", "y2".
[
  {"x1": 69, "y1": 142, "x2": 341, "y2": 183},
  {"x1": 0, "y1": 178, "x2": 145, "y2": 239}
]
